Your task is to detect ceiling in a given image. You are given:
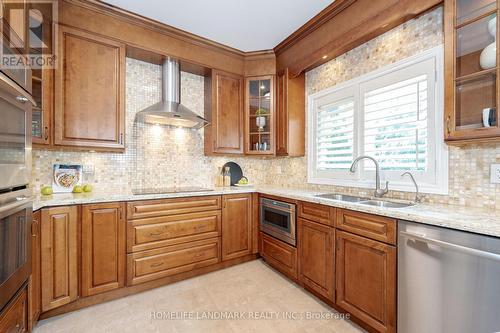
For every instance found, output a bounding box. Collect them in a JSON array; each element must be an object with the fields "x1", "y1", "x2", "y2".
[{"x1": 102, "y1": 0, "x2": 334, "y2": 52}]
